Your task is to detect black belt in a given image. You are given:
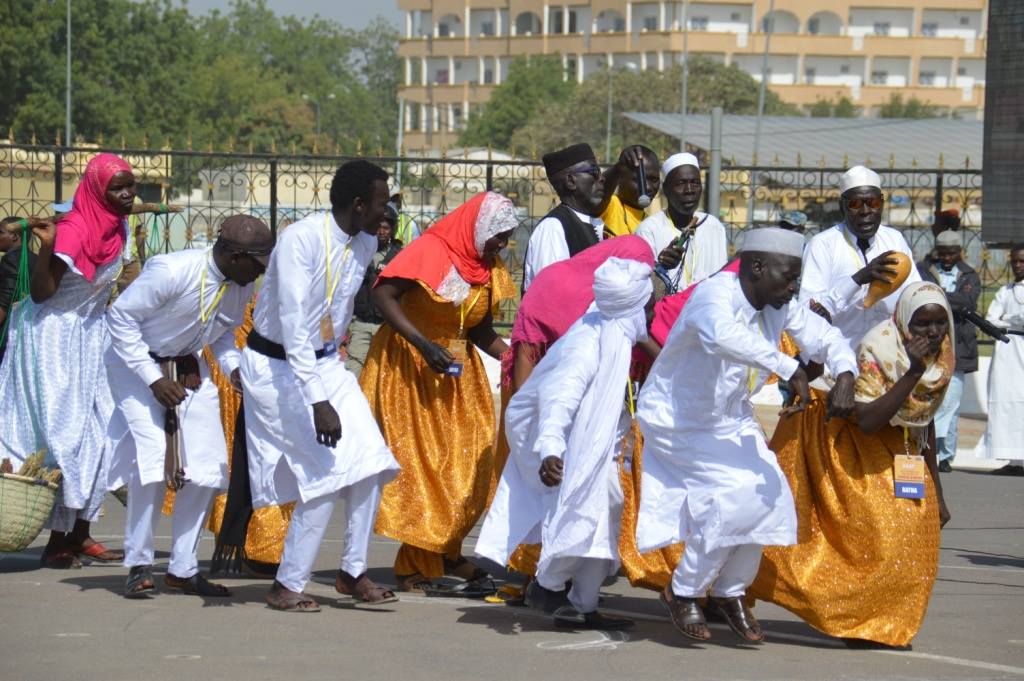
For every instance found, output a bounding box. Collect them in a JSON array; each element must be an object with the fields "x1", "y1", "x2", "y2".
[
  {"x1": 247, "y1": 329, "x2": 334, "y2": 360},
  {"x1": 148, "y1": 351, "x2": 196, "y2": 363}
]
